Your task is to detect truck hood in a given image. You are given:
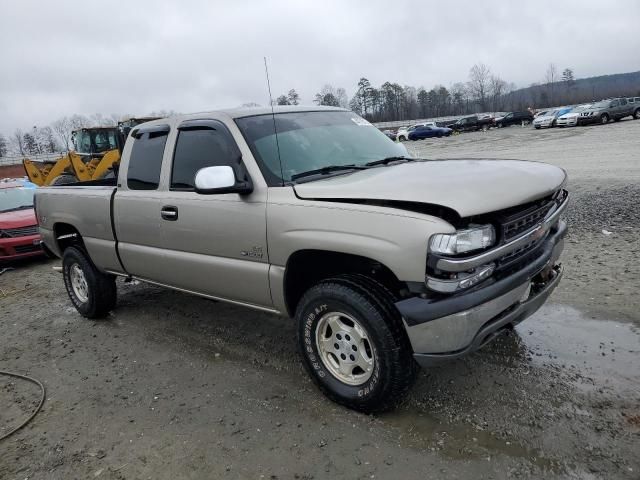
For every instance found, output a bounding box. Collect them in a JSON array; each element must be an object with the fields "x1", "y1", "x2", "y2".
[
  {"x1": 0, "y1": 208, "x2": 37, "y2": 228},
  {"x1": 293, "y1": 159, "x2": 566, "y2": 218}
]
